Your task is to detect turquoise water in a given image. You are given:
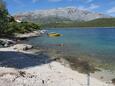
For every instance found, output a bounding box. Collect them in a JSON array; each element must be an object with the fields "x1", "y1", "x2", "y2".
[{"x1": 26, "y1": 28, "x2": 115, "y2": 70}]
